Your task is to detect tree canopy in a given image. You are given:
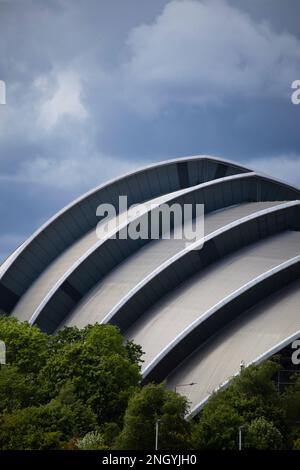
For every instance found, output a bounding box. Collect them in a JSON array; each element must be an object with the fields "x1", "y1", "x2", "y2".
[
  {"x1": 0, "y1": 316, "x2": 142, "y2": 449},
  {"x1": 116, "y1": 383, "x2": 191, "y2": 450},
  {"x1": 2, "y1": 315, "x2": 300, "y2": 450}
]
